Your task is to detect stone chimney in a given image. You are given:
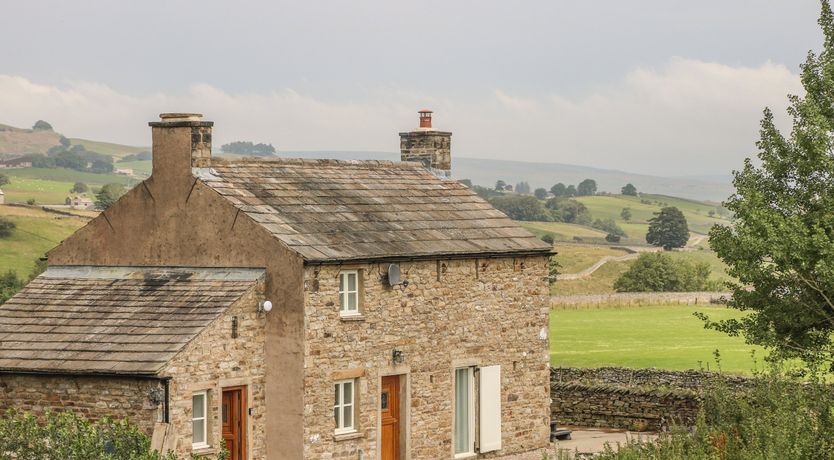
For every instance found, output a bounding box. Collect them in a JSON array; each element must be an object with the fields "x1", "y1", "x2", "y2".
[
  {"x1": 399, "y1": 110, "x2": 452, "y2": 177},
  {"x1": 148, "y1": 113, "x2": 213, "y2": 178}
]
